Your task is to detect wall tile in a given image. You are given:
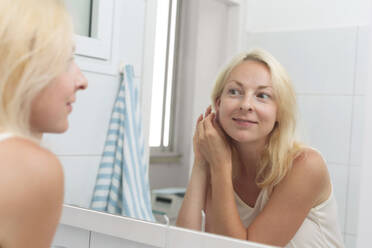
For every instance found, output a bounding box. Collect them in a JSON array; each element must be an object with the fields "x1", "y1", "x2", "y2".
[
  {"x1": 120, "y1": 0, "x2": 146, "y2": 77},
  {"x1": 297, "y1": 95, "x2": 352, "y2": 164},
  {"x1": 59, "y1": 156, "x2": 101, "y2": 209},
  {"x1": 246, "y1": 27, "x2": 357, "y2": 95},
  {"x1": 354, "y1": 26, "x2": 370, "y2": 96},
  {"x1": 346, "y1": 166, "x2": 361, "y2": 235},
  {"x1": 327, "y1": 164, "x2": 348, "y2": 233},
  {"x1": 350, "y1": 96, "x2": 365, "y2": 166}
]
